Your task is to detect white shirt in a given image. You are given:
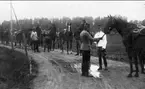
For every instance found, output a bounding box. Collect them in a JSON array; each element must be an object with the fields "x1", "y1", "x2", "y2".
[
  {"x1": 94, "y1": 31, "x2": 107, "y2": 49},
  {"x1": 30, "y1": 31, "x2": 38, "y2": 41}
]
